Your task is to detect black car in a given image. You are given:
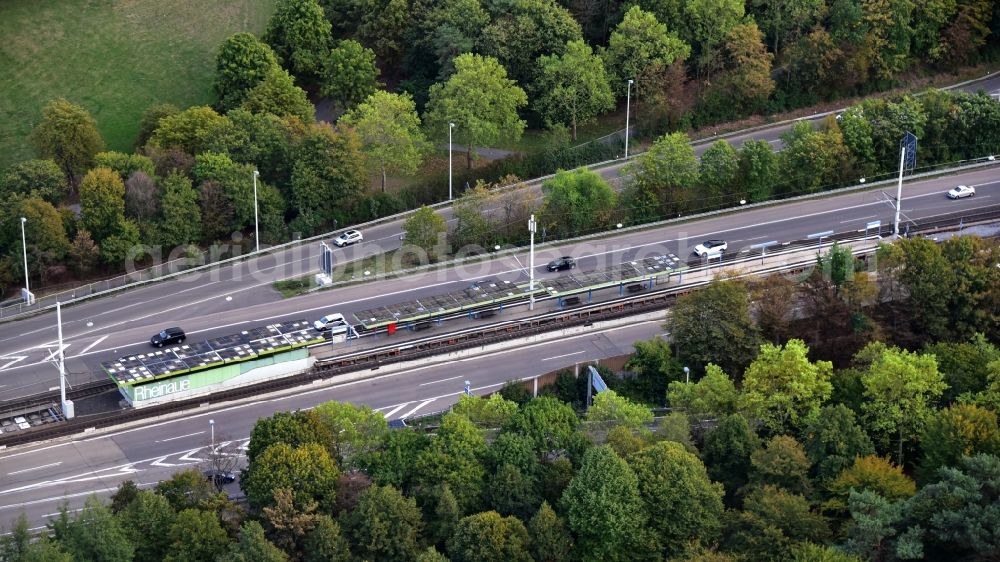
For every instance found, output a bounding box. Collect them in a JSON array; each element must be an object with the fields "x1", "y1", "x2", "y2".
[
  {"x1": 547, "y1": 256, "x2": 576, "y2": 272},
  {"x1": 150, "y1": 327, "x2": 186, "y2": 347},
  {"x1": 204, "y1": 469, "x2": 236, "y2": 485}
]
